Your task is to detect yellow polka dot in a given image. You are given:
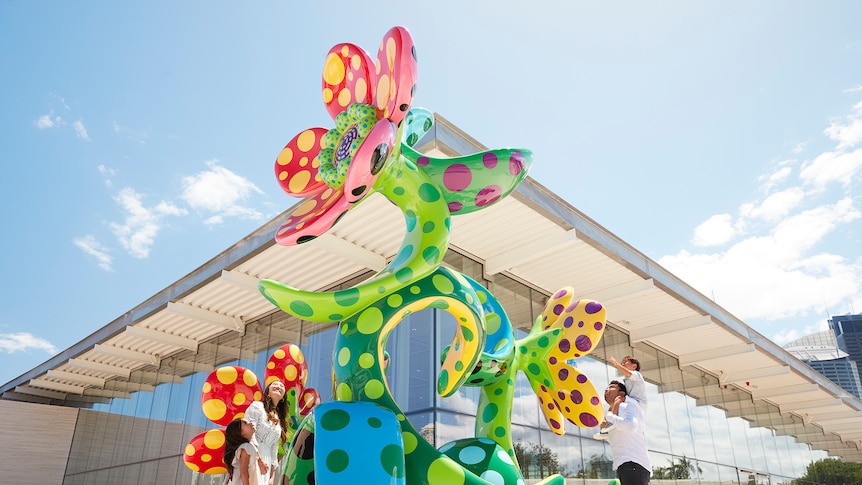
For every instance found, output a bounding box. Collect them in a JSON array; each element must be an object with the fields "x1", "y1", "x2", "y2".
[
  {"x1": 323, "y1": 87, "x2": 333, "y2": 103},
  {"x1": 427, "y1": 457, "x2": 466, "y2": 485},
  {"x1": 243, "y1": 370, "x2": 258, "y2": 387},
  {"x1": 216, "y1": 366, "x2": 238, "y2": 385},
  {"x1": 338, "y1": 347, "x2": 351, "y2": 367},
  {"x1": 292, "y1": 198, "x2": 317, "y2": 217},
  {"x1": 338, "y1": 88, "x2": 351, "y2": 107},
  {"x1": 375, "y1": 59, "x2": 381, "y2": 75},
  {"x1": 203, "y1": 429, "x2": 225, "y2": 449},
  {"x1": 186, "y1": 463, "x2": 200, "y2": 472},
  {"x1": 322, "y1": 187, "x2": 333, "y2": 199},
  {"x1": 202, "y1": 399, "x2": 227, "y2": 421},
  {"x1": 202, "y1": 382, "x2": 211, "y2": 393},
  {"x1": 347, "y1": 71, "x2": 353, "y2": 81},
  {"x1": 285, "y1": 364, "x2": 298, "y2": 382},
  {"x1": 354, "y1": 78, "x2": 367, "y2": 102},
  {"x1": 386, "y1": 38, "x2": 397, "y2": 69},
  {"x1": 323, "y1": 53, "x2": 345, "y2": 85},
  {"x1": 202, "y1": 454, "x2": 212, "y2": 463},
  {"x1": 341, "y1": 45, "x2": 349, "y2": 56},
  {"x1": 351, "y1": 54, "x2": 362, "y2": 70},
  {"x1": 358, "y1": 353, "x2": 375, "y2": 369},
  {"x1": 184, "y1": 444, "x2": 195, "y2": 456},
  {"x1": 253, "y1": 391, "x2": 262, "y2": 401},
  {"x1": 376, "y1": 75, "x2": 390, "y2": 110},
  {"x1": 233, "y1": 393, "x2": 246, "y2": 406},
  {"x1": 335, "y1": 382, "x2": 352, "y2": 400},
  {"x1": 364, "y1": 379, "x2": 384, "y2": 399},
  {"x1": 276, "y1": 146, "x2": 293, "y2": 166},
  {"x1": 289, "y1": 345, "x2": 305, "y2": 363},
  {"x1": 211, "y1": 466, "x2": 227, "y2": 475},
  {"x1": 297, "y1": 130, "x2": 316, "y2": 152},
  {"x1": 274, "y1": 349, "x2": 286, "y2": 359},
  {"x1": 402, "y1": 431, "x2": 418, "y2": 454},
  {"x1": 267, "y1": 361, "x2": 275, "y2": 369},
  {"x1": 288, "y1": 170, "x2": 311, "y2": 193},
  {"x1": 299, "y1": 156, "x2": 309, "y2": 167}
]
